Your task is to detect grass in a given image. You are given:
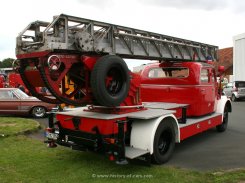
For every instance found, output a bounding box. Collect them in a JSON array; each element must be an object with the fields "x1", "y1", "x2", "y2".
[
  {"x1": 0, "y1": 117, "x2": 245, "y2": 183},
  {"x1": 0, "y1": 136, "x2": 245, "y2": 183},
  {"x1": 0, "y1": 117, "x2": 40, "y2": 137}
]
